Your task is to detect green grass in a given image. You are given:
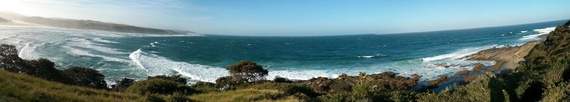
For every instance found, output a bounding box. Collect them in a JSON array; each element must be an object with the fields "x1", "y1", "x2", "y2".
[
  {"x1": 190, "y1": 89, "x2": 301, "y2": 102},
  {"x1": 0, "y1": 70, "x2": 146, "y2": 102}
]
